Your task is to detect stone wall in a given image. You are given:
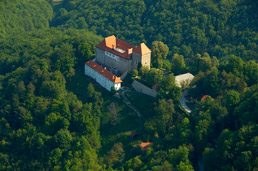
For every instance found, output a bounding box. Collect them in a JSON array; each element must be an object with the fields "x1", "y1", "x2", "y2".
[
  {"x1": 120, "y1": 71, "x2": 128, "y2": 80},
  {"x1": 132, "y1": 53, "x2": 141, "y2": 70},
  {"x1": 141, "y1": 53, "x2": 151, "y2": 69},
  {"x1": 96, "y1": 48, "x2": 132, "y2": 74},
  {"x1": 132, "y1": 52, "x2": 151, "y2": 70},
  {"x1": 132, "y1": 80, "x2": 157, "y2": 97}
]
